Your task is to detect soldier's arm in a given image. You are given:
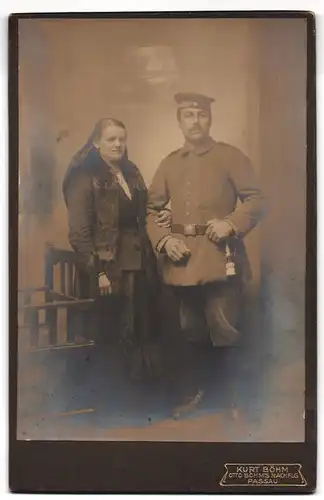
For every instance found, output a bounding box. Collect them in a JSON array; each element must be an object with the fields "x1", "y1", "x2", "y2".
[
  {"x1": 225, "y1": 148, "x2": 266, "y2": 237},
  {"x1": 65, "y1": 171, "x2": 95, "y2": 255},
  {"x1": 146, "y1": 160, "x2": 172, "y2": 251}
]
